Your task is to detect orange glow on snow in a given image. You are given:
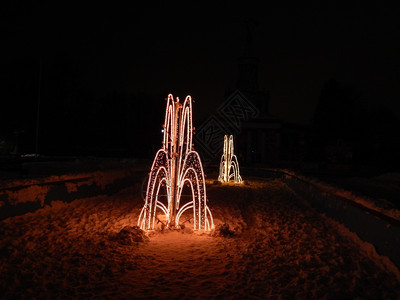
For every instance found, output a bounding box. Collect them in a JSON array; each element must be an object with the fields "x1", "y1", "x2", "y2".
[{"x1": 138, "y1": 94, "x2": 214, "y2": 231}]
